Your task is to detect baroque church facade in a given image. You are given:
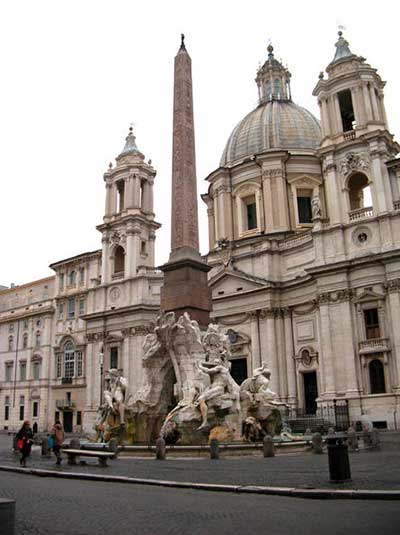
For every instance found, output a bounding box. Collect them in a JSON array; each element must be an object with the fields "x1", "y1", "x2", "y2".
[{"x1": 1, "y1": 33, "x2": 400, "y2": 433}]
